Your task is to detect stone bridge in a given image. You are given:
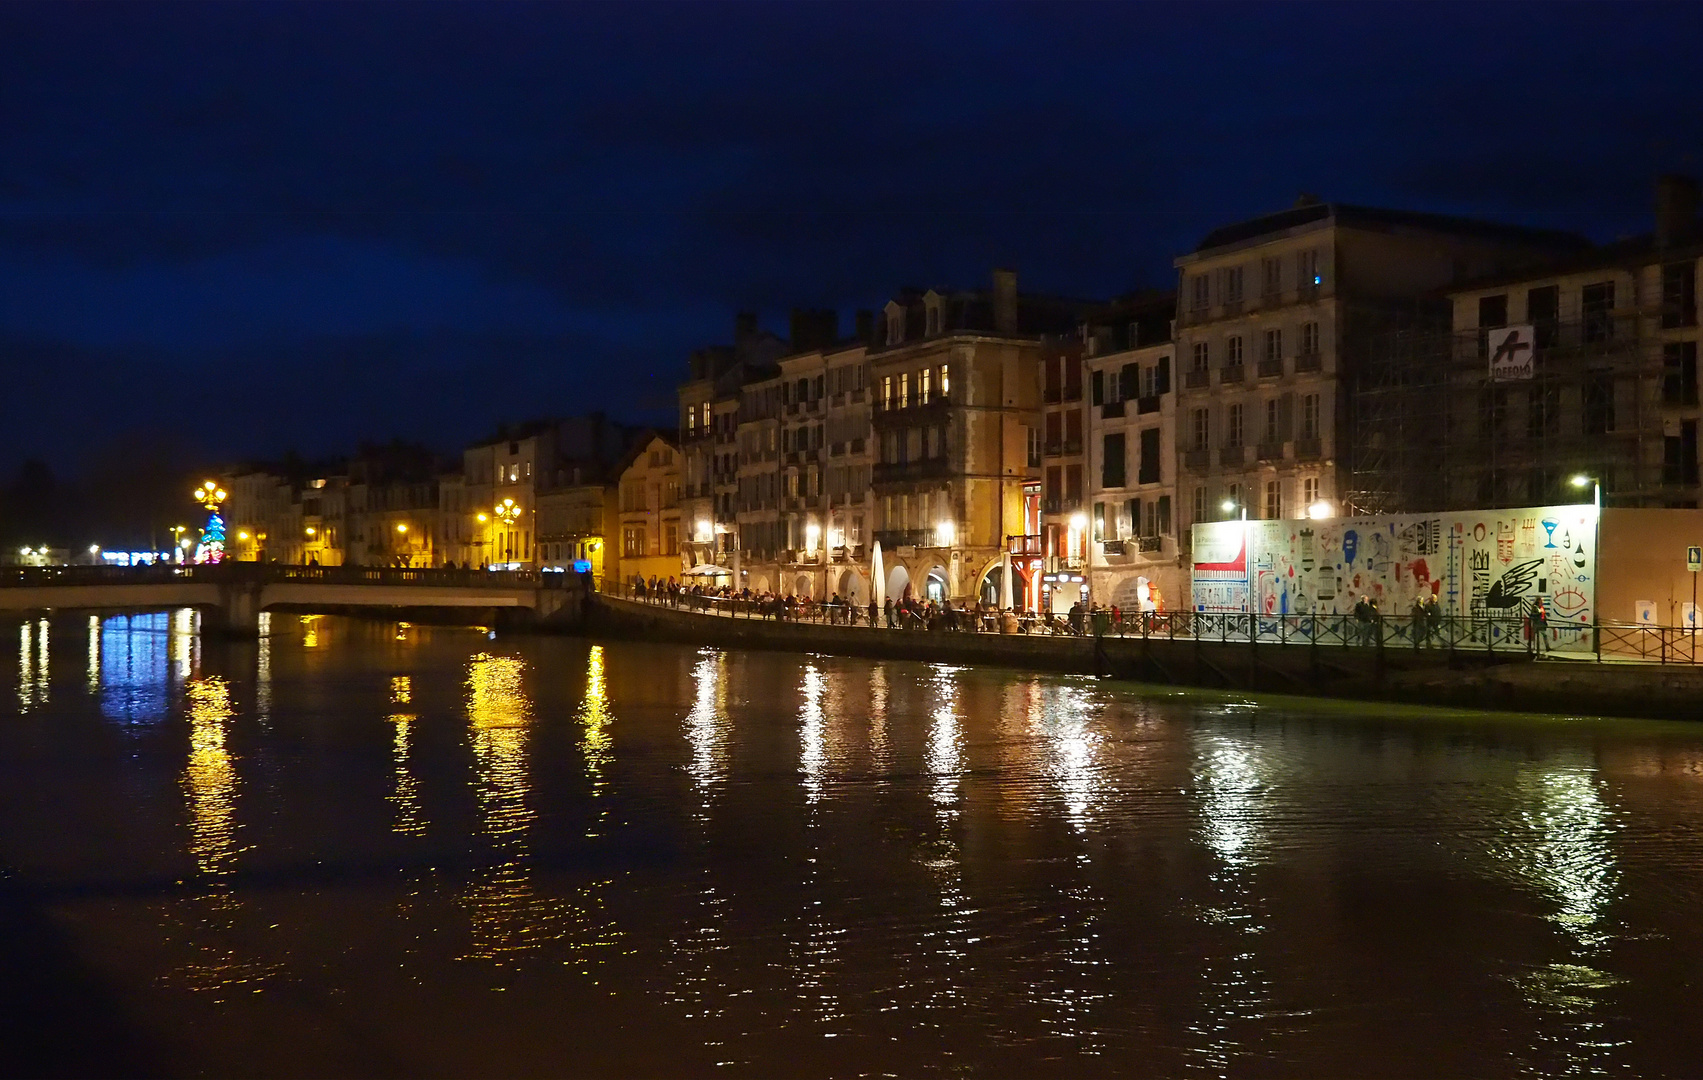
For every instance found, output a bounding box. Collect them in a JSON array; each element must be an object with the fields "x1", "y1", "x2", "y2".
[{"x1": 0, "y1": 564, "x2": 583, "y2": 635}]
